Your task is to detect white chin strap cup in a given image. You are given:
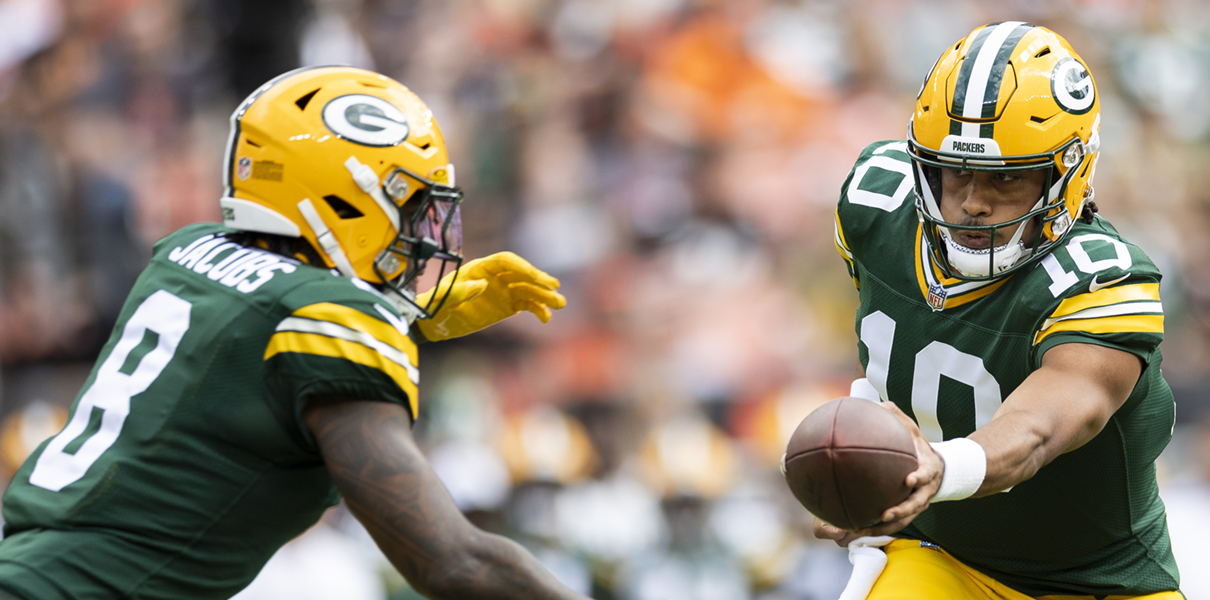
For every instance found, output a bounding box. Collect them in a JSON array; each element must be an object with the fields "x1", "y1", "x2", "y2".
[
  {"x1": 941, "y1": 232, "x2": 1024, "y2": 278},
  {"x1": 941, "y1": 196, "x2": 1042, "y2": 277}
]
